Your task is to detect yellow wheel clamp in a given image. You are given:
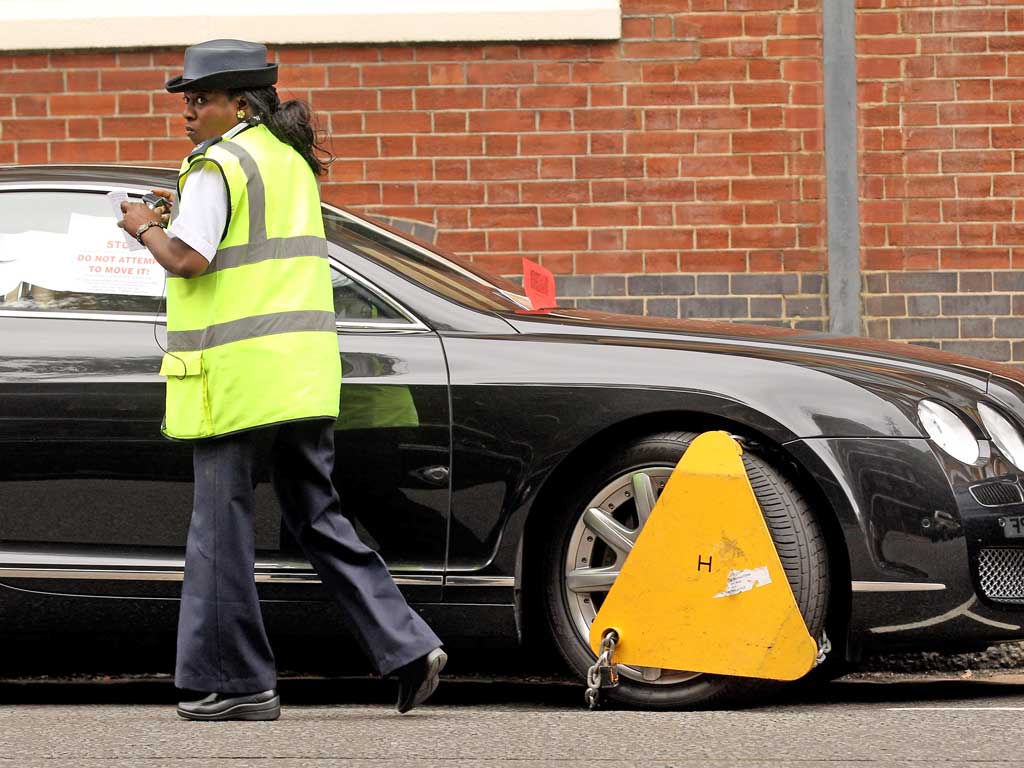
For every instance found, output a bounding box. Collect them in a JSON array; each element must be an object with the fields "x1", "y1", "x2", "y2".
[{"x1": 587, "y1": 431, "x2": 818, "y2": 704}]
